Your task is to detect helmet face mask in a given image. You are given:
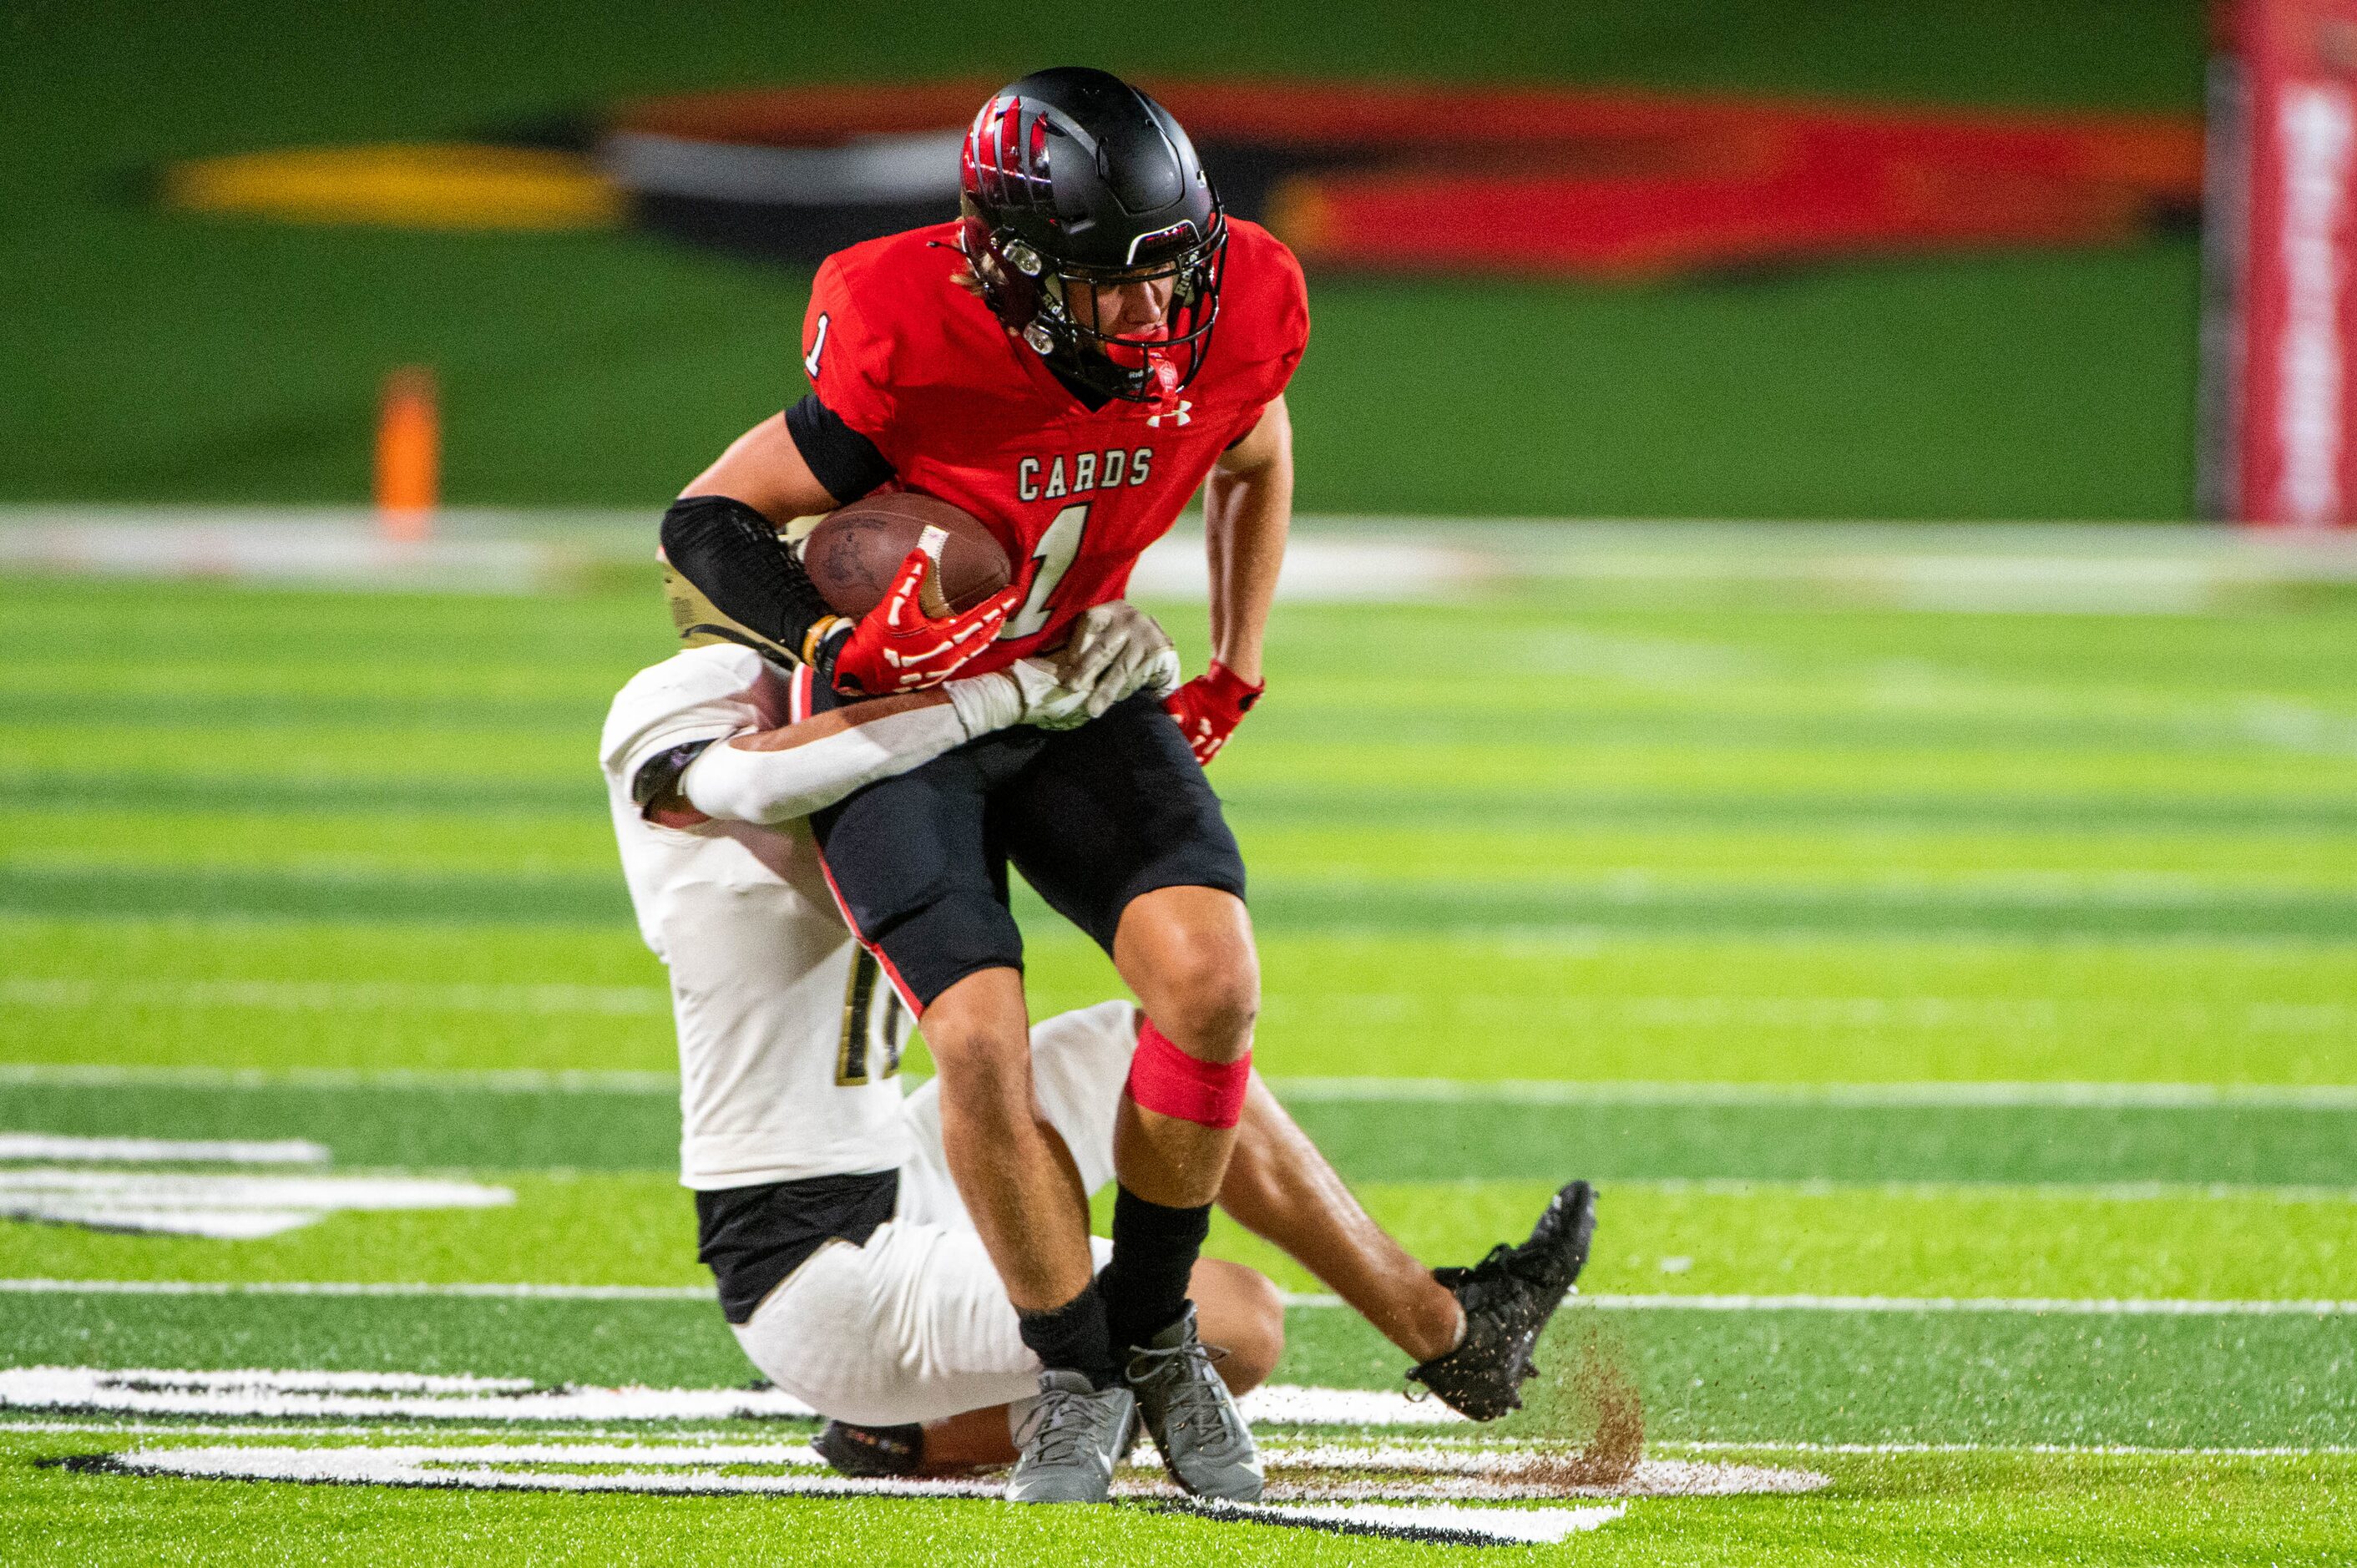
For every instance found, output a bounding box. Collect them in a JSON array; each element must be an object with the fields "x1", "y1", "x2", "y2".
[
  {"x1": 1036, "y1": 229, "x2": 1227, "y2": 401},
  {"x1": 958, "y1": 68, "x2": 1227, "y2": 405}
]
